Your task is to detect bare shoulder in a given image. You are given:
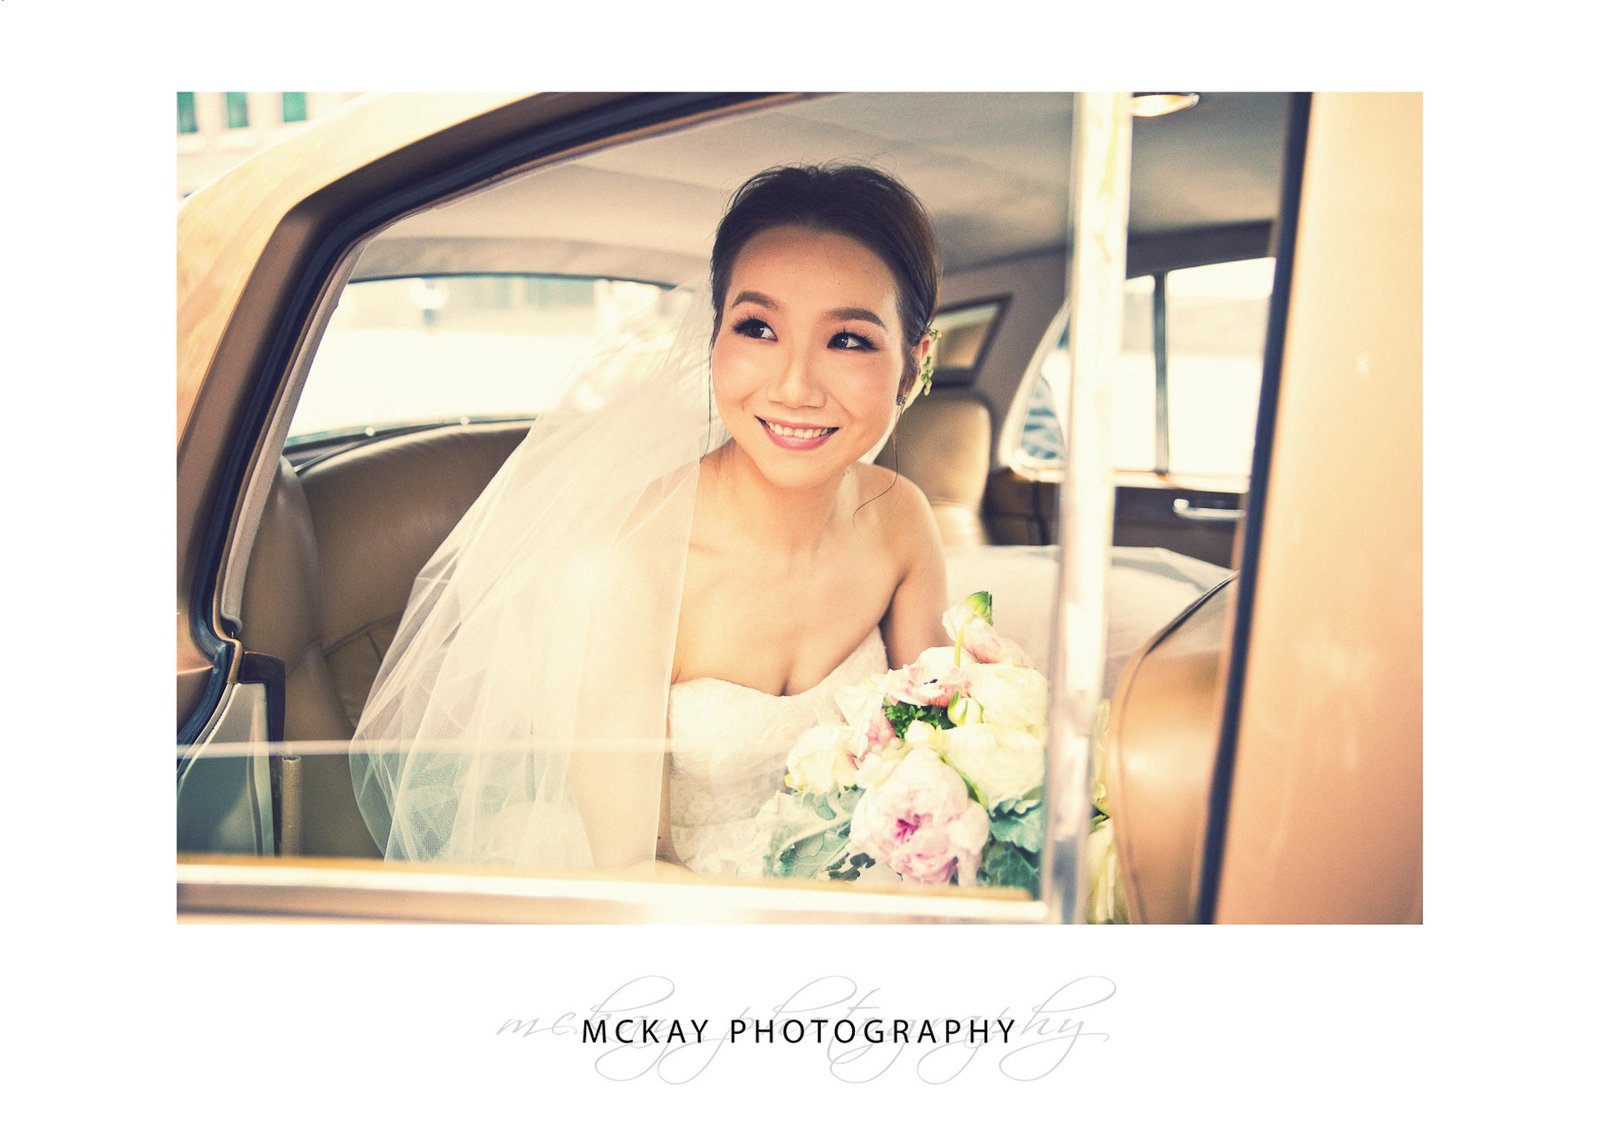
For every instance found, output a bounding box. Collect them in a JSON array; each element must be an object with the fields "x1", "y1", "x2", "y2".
[
  {"x1": 851, "y1": 462, "x2": 941, "y2": 557},
  {"x1": 854, "y1": 464, "x2": 948, "y2": 666}
]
